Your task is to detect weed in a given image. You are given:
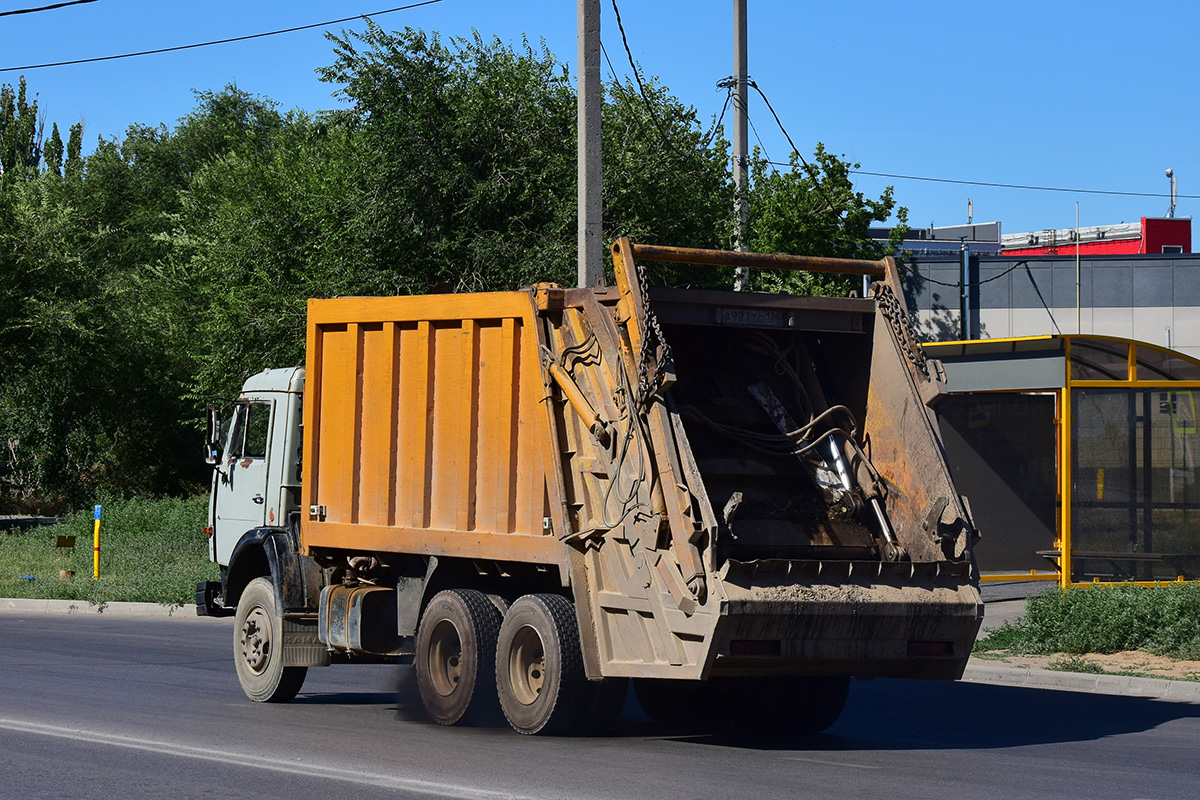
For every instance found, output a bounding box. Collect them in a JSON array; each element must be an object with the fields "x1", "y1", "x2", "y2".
[
  {"x1": 1046, "y1": 655, "x2": 1105, "y2": 674},
  {"x1": 973, "y1": 584, "x2": 1200, "y2": 661},
  {"x1": 0, "y1": 495, "x2": 216, "y2": 605}
]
